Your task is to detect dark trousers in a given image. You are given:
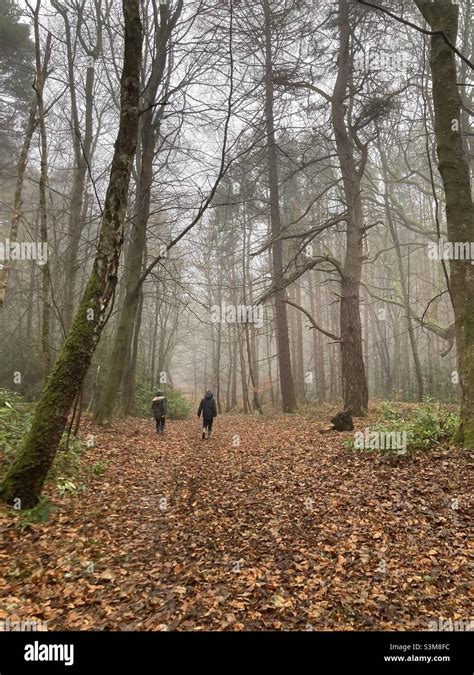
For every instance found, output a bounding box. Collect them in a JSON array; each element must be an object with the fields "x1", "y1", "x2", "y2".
[
  {"x1": 155, "y1": 416, "x2": 165, "y2": 433},
  {"x1": 202, "y1": 417, "x2": 214, "y2": 433}
]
